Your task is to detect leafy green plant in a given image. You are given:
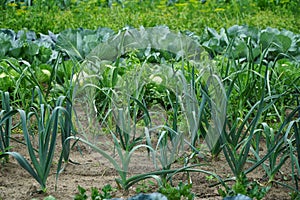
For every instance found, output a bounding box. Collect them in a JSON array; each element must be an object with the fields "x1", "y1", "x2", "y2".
[
  {"x1": 159, "y1": 181, "x2": 195, "y2": 200},
  {"x1": 1, "y1": 57, "x2": 50, "y2": 109},
  {"x1": 54, "y1": 58, "x2": 77, "y2": 167},
  {"x1": 32, "y1": 195, "x2": 57, "y2": 200},
  {"x1": 211, "y1": 44, "x2": 291, "y2": 198},
  {"x1": 74, "y1": 184, "x2": 115, "y2": 200},
  {"x1": 56, "y1": 27, "x2": 114, "y2": 61},
  {"x1": 290, "y1": 191, "x2": 300, "y2": 200},
  {"x1": 200, "y1": 25, "x2": 300, "y2": 62},
  {"x1": 58, "y1": 39, "x2": 152, "y2": 188},
  {"x1": 218, "y1": 172, "x2": 270, "y2": 200},
  {"x1": 135, "y1": 180, "x2": 156, "y2": 193},
  {"x1": 0, "y1": 28, "x2": 55, "y2": 62},
  {"x1": 74, "y1": 185, "x2": 88, "y2": 200}
]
